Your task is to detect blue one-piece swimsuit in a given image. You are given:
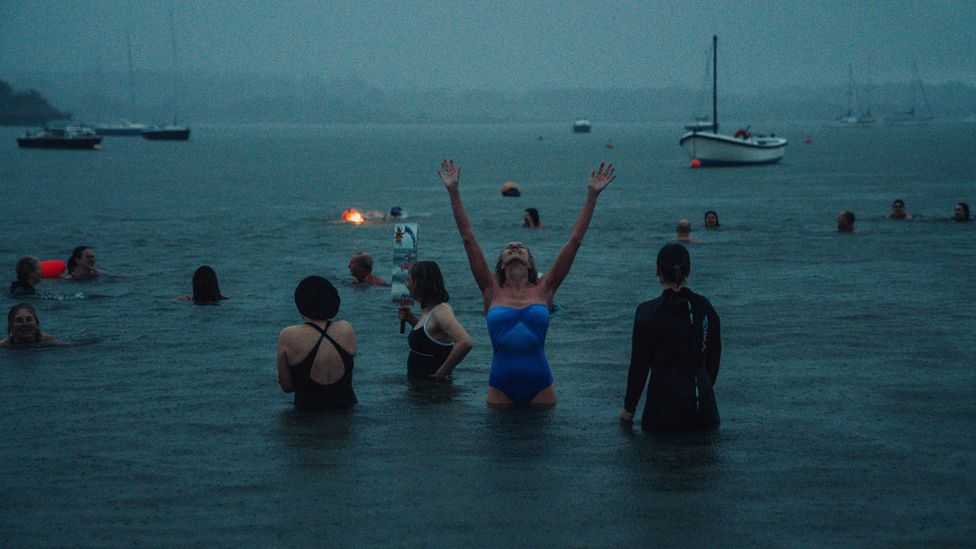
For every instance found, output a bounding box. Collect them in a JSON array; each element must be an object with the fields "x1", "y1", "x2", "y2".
[{"x1": 487, "y1": 304, "x2": 553, "y2": 403}]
